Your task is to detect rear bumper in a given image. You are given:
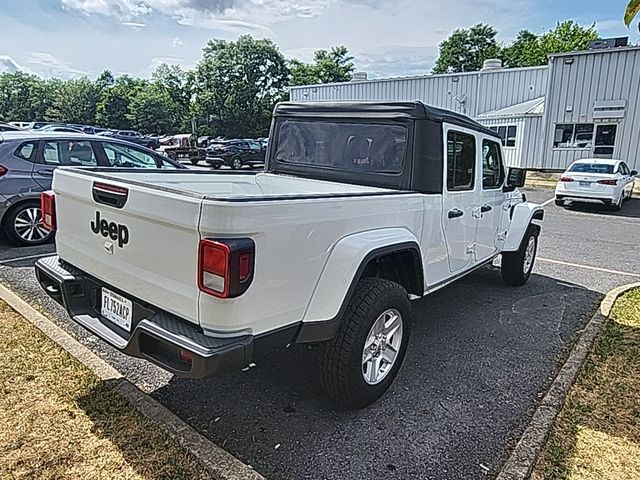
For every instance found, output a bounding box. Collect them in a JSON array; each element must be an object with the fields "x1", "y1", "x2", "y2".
[
  {"x1": 35, "y1": 255, "x2": 253, "y2": 378},
  {"x1": 555, "y1": 185, "x2": 616, "y2": 202}
]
